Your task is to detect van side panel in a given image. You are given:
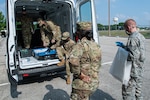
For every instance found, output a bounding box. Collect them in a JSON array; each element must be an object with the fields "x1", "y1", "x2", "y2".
[
  {"x1": 6, "y1": 0, "x2": 19, "y2": 81},
  {"x1": 91, "y1": 0, "x2": 100, "y2": 44}
]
